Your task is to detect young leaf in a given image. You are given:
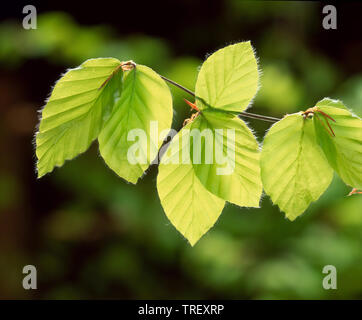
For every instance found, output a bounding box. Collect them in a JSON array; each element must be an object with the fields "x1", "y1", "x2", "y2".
[
  {"x1": 157, "y1": 122, "x2": 225, "y2": 246},
  {"x1": 191, "y1": 110, "x2": 262, "y2": 207},
  {"x1": 36, "y1": 58, "x2": 122, "y2": 178},
  {"x1": 195, "y1": 41, "x2": 259, "y2": 113},
  {"x1": 98, "y1": 64, "x2": 173, "y2": 184},
  {"x1": 313, "y1": 98, "x2": 362, "y2": 189},
  {"x1": 261, "y1": 114, "x2": 334, "y2": 220}
]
